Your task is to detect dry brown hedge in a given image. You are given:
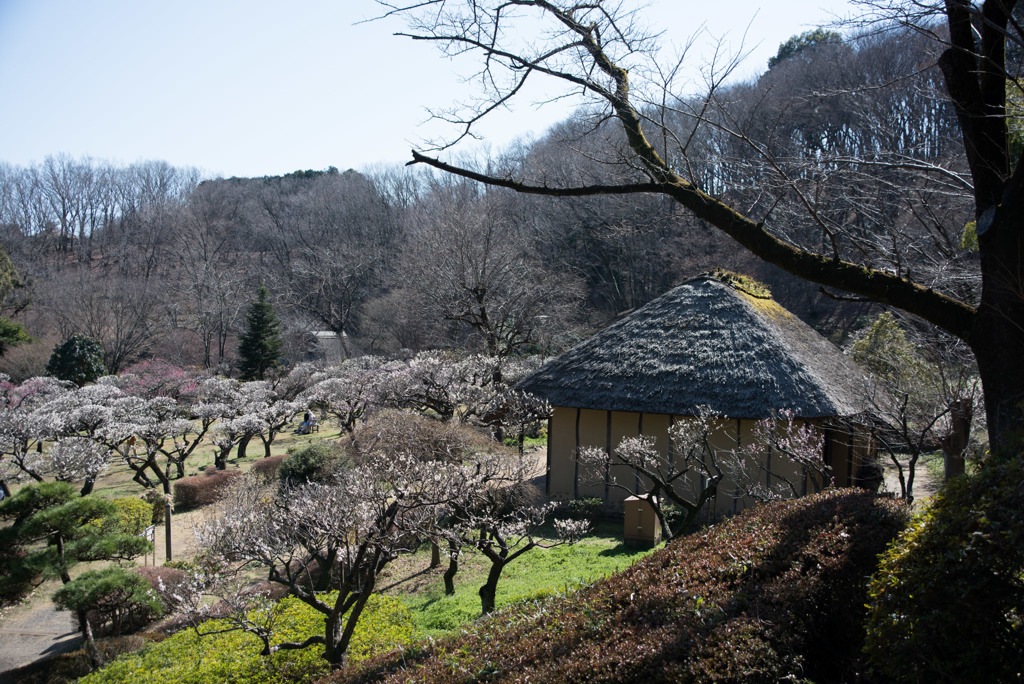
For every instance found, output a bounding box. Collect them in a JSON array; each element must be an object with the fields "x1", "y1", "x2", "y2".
[
  {"x1": 251, "y1": 453, "x2": 288, "y2": 482},
  {"x1": 326, "y1": 489, "x2": 907, "y2": 684},
  {"x1": 172, "y1": 469, "x2": 241, "y2": 510}
]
